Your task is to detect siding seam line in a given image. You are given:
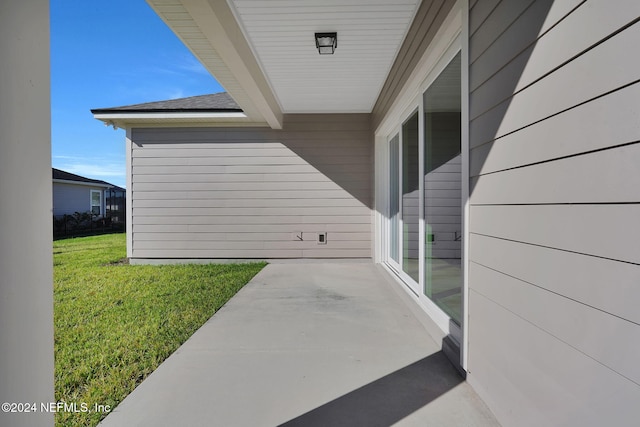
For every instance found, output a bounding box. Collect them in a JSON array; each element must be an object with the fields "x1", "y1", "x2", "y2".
[
  {"x1": 470, "y1": 202, "x2": 640, "y2": 206},
  {"x1": 469, "y1": 0, "x2": 538, "y2": 65},
  {"x1": 469, "y1": 0, "x2": 586, "y2": 82},
  {"x1": 468, "y1": 232, "x2": 640, "y2": 267},
  {"x1": 470, "y1": 17, "x2": 640, "y2": 121},
  {"x1": 470, "y1": 78, "x2": 640, "y2": 149},
  {"x1": 469, "y1": 287, "x2": 640, "y2": 388},
  {"x1": 470, "y1": 259, "x2": 640, "y2": 327},
  {"x1": 468, "y1": 0, "x2": 501, "y2": 38},
  {"x1": 471, "y1": 139, "x2": 640, "y2": 178}
]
